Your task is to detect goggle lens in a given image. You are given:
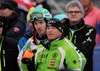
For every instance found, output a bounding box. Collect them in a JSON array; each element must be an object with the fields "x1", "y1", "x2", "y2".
[
  {"x1": 30, "y1": 12, "x2": 52, "y2": 22},
  {"x1": 30, "y1": 12, "x2": 44, "y2": 21}
]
